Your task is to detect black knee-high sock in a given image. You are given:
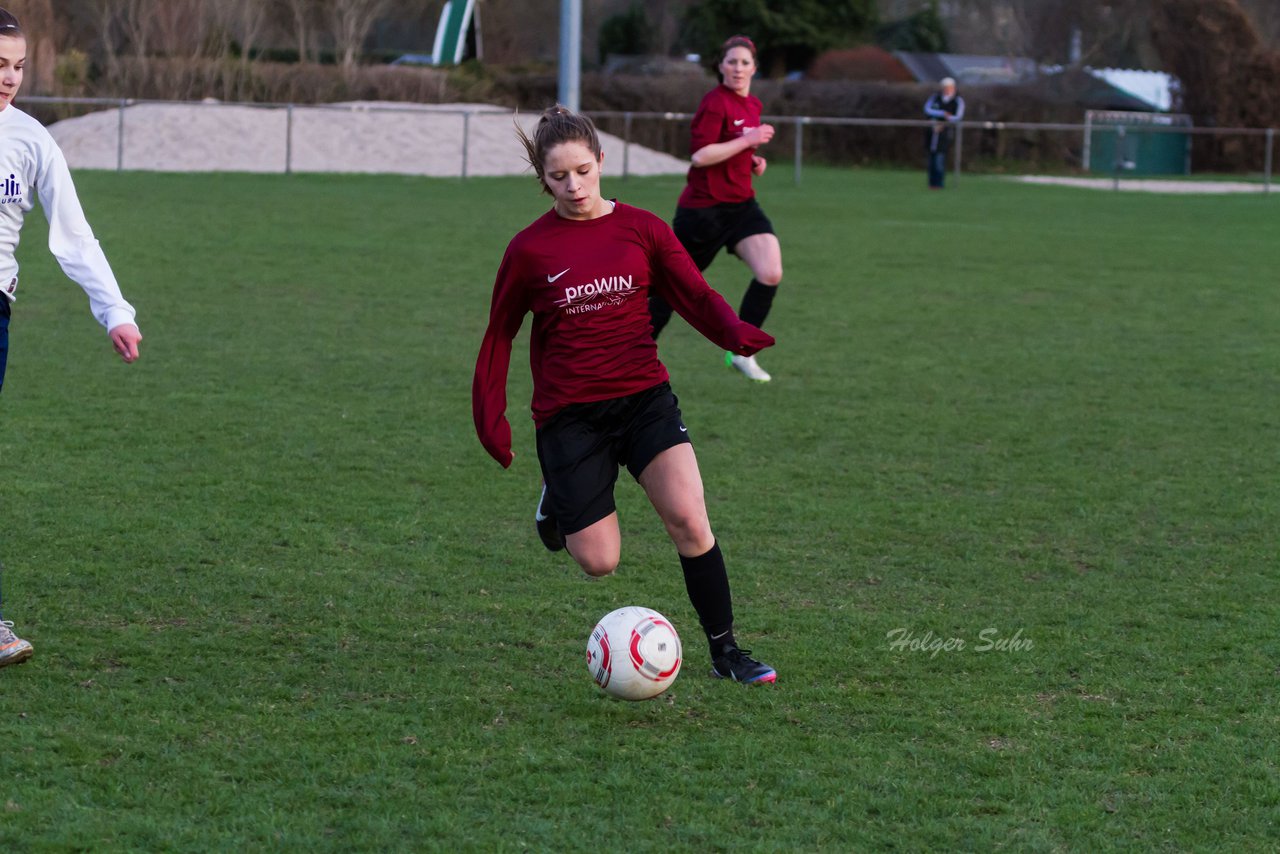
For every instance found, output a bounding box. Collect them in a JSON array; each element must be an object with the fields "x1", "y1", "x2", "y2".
[
  {"x1": 679, "y1": 541, "x2": 736, "y2": 653},
  {"x1": 738, "y1": 279, "x2": 778, "y2": 329},
  {"x1": 649, "y1": 295, "x2": 674, "y2": 339}
]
